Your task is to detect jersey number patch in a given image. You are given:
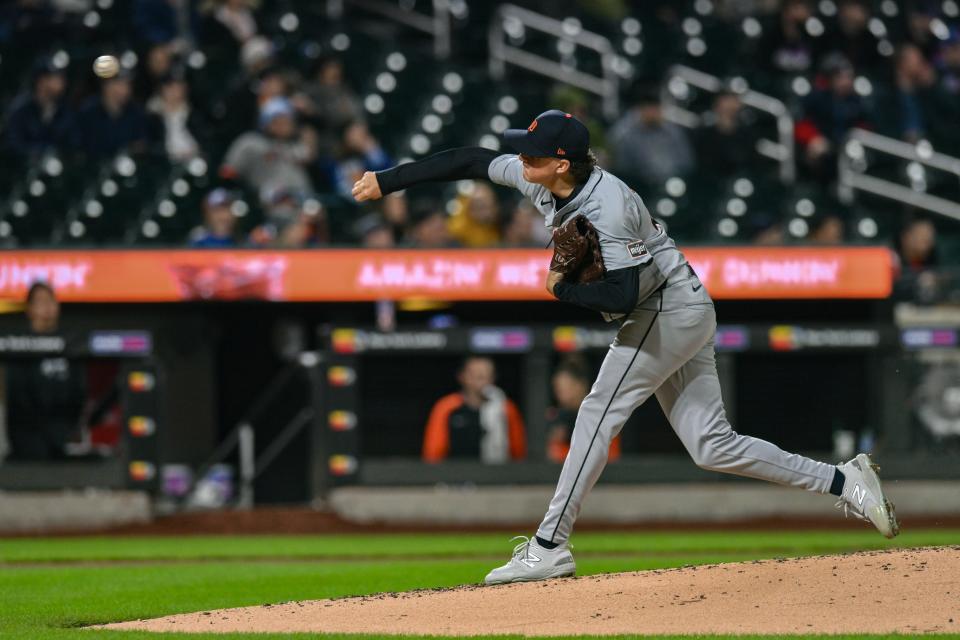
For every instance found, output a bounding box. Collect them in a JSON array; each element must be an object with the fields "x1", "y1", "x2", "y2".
[{"x1": 627, "y1": 240, "x2": 649, "y2": 259}]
